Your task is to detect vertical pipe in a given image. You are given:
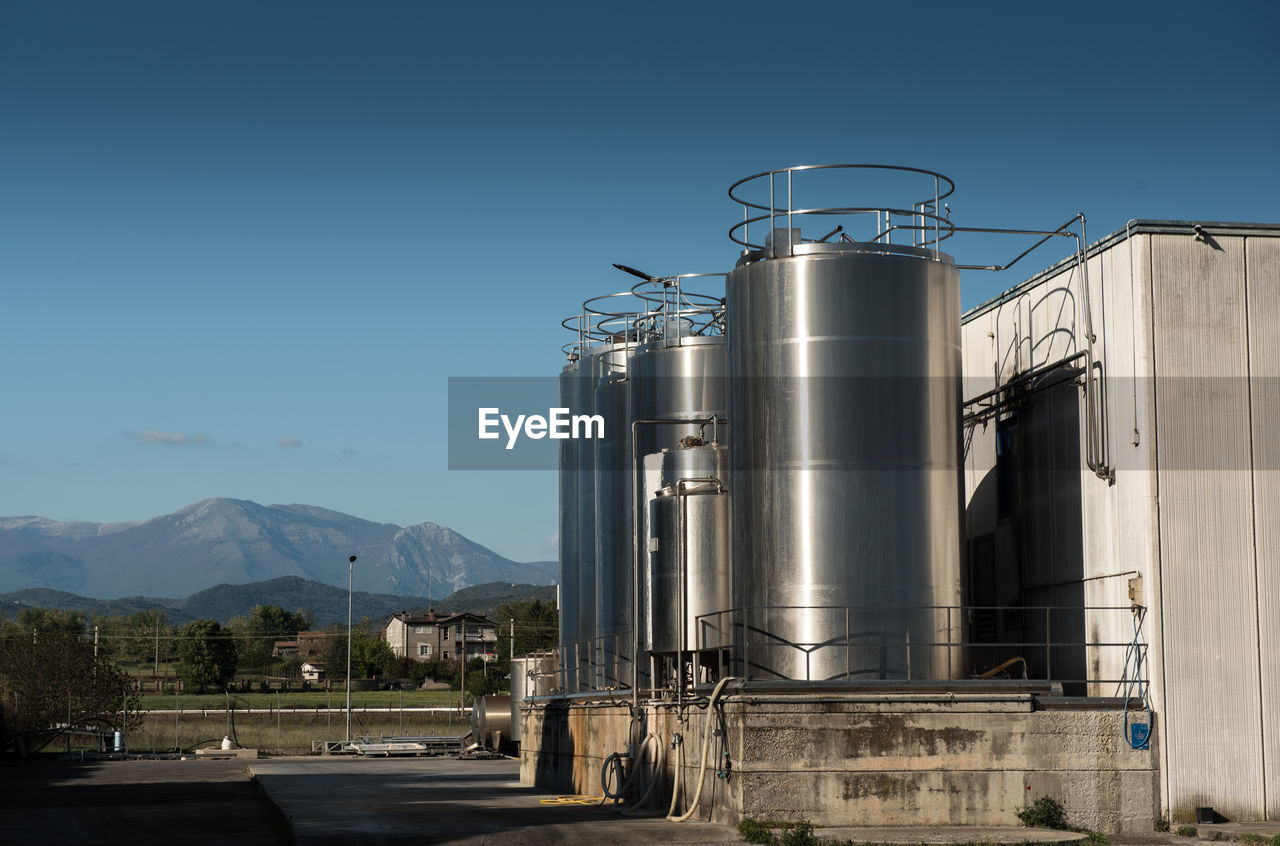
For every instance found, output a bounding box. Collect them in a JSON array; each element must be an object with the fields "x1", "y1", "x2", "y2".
[{"x1": 787, "y1": 168, "x2": 793, "y2": 255}]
